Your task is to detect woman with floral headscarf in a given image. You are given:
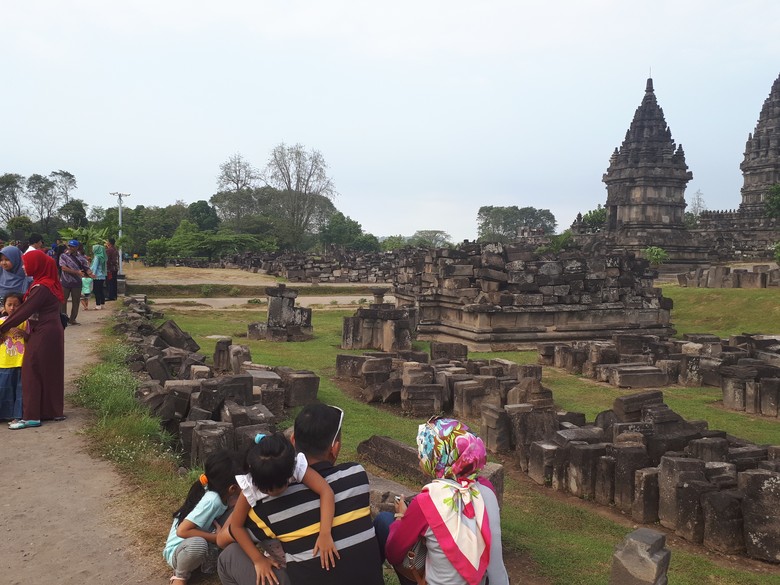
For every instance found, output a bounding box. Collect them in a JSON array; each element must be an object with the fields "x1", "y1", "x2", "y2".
[
  {"x1": 385, "y1": 418, "x2": 509, "y2": 585},
  {"x1": 90, "y1": 243, "x2": 107, "y2": 310}
]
